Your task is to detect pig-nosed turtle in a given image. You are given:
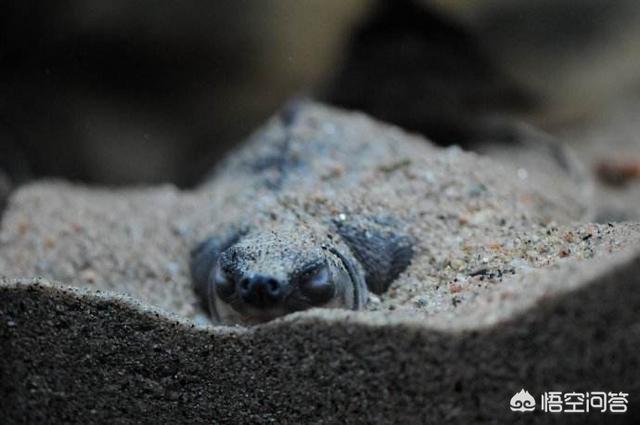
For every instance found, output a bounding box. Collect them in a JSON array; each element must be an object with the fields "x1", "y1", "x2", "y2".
[
  {"x1": 190, "y1": 101, "x2": 414, "y2": 324},
  {"x1": 190, "y1": 100, "x2": 588, "y2": 325}
]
